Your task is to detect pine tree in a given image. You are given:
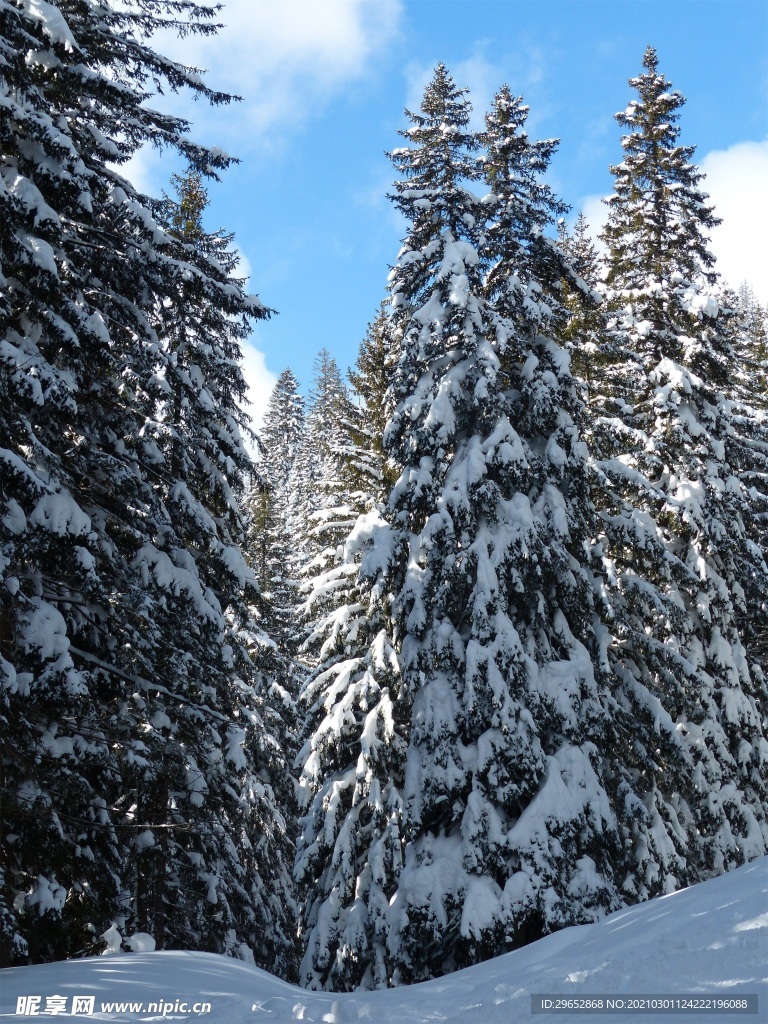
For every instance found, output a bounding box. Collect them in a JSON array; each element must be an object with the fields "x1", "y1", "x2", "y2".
[
  {"x1": 727, "y1": 284, "x2": 768, "y2": 676},
  {"x1": 345, "y1": 303, "x2": 400, "y2": 504},
  {"x1": 0, "y1": 0, "x2": 223, "y2": 965},
  {"x1": 245, "y1": 367, "x2": 306, "y2": 650},
  {"x1": 733, "y1": 283, "x2": 768, "y2": 405},
  {"x1": 0, "y1": 0, "x2": 294, "y2": 970},
  {"x1": 261, "y1": 369, "x2": 307, "y2": 515},
  {"x1": 118, "y1": 165, "x2": 296, "y2": 967},
  {"x1": 556, "y1": 213, "x2": 606, "y2": 401},
  {"x1": 594, "y1": 47, "x2": 768, "y2": 894},
  {"x1": 296, "y1": 61, "x2": 489, "y2": 988},
  {"x1": 386, "y1": 78, "x2": 622, "y2": 984},
  {"x1": 241, "y1": 369, "x2": 305, "y2": 874},
  {"x1": 293, "y1": 351, "x2": 359, "y2": 624},
  {"x1": 297, "y1": 67, "x2": 626, "y2": 991}
]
